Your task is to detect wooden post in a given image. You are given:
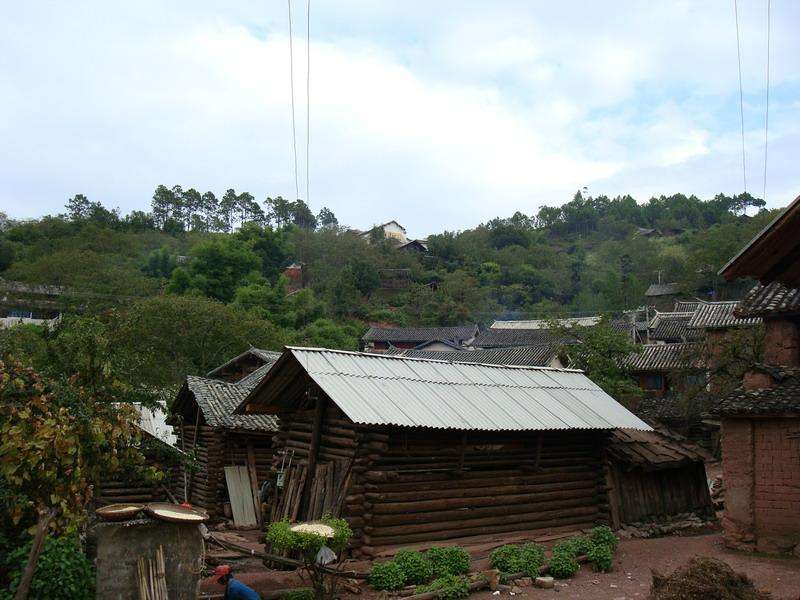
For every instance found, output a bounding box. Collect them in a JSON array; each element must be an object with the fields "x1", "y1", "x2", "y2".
[
  {"x1": 247, "y1": 441, "x2": 262, "y2": 525},
  {"x1": 300, "y1": 396, "x2": 326, "y2": 517},
  {"x1": 14, "y1": 508, "x2": 56, "y2": 600}
]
